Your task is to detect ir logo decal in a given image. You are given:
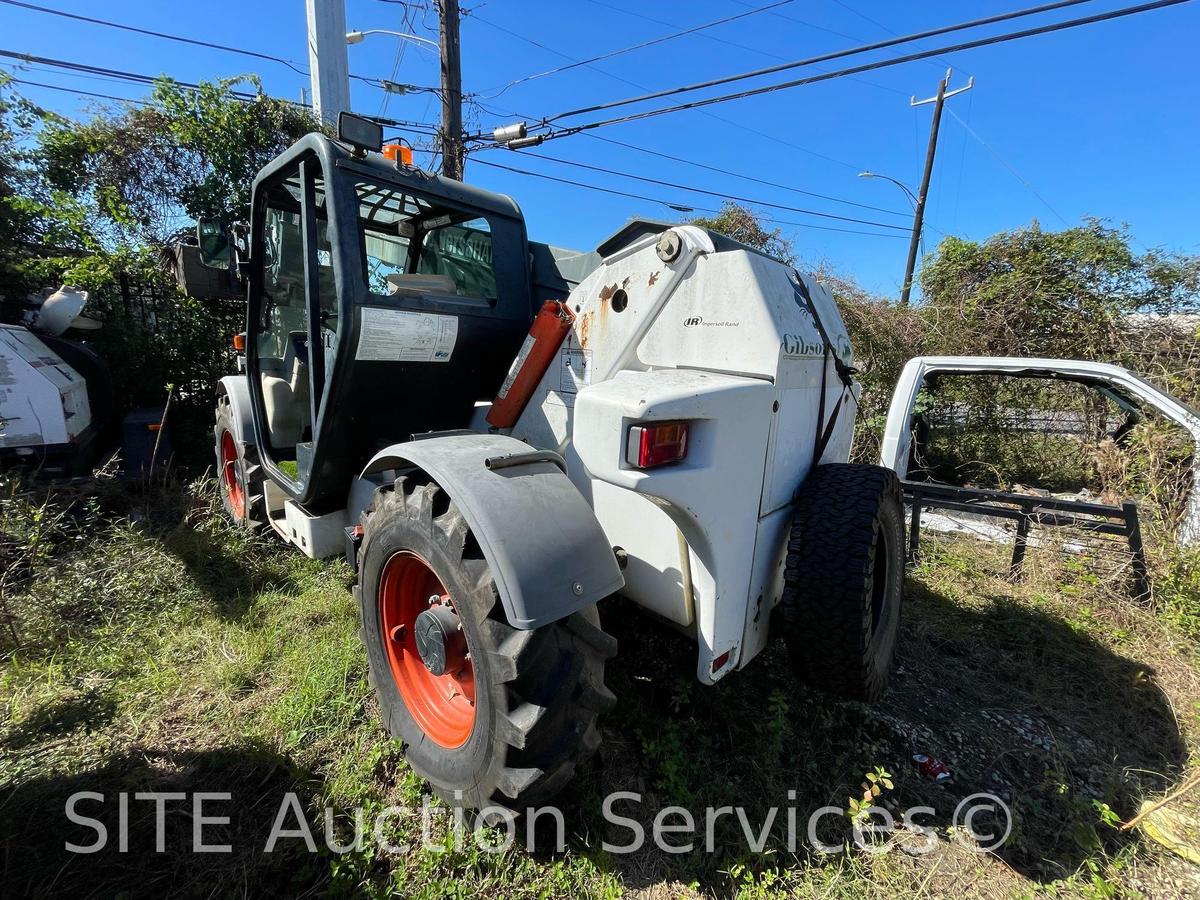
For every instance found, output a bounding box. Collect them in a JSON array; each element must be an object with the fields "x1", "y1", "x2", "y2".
[{"x1": 684, "y1": 316, "x2": 703, "y2": 327}]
